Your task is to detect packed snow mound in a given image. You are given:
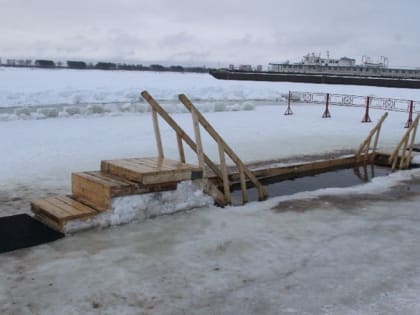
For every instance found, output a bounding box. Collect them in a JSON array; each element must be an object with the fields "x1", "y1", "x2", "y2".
[{"x1": 63, "y1": 181, "x2": 214, "y2": 233}]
